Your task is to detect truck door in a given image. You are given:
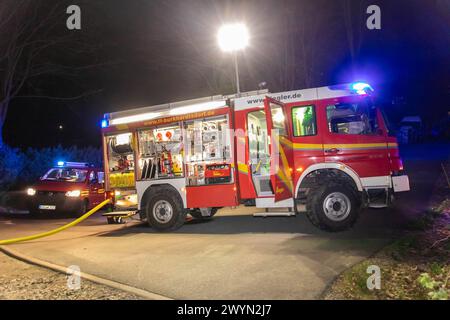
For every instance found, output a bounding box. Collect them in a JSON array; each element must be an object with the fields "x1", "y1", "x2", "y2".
[
  {"x1": 321, "y1": 96, "x2": 390, "y2": 180},
  {"x1": 88, "y1": 170, "x2": 104, "y2": 207},
  {"x1": 263, "y1": 97, "x2": 295, "y2": 202}
]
